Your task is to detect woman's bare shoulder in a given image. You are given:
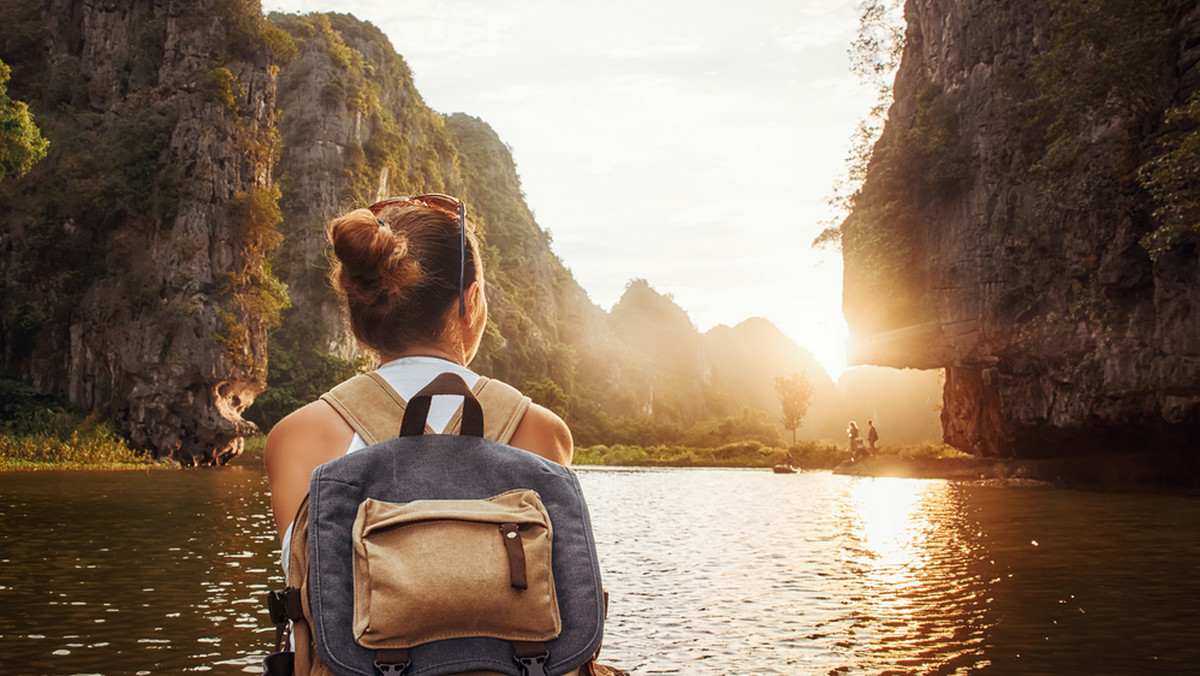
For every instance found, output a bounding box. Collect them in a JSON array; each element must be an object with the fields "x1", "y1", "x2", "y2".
[
  {"x1": 264, "y1": 400, "x2": 354, "y2": 474},
  {"x1": 509, "y1": 402, "x2": 574, "y2": 466},
  {"x1": 263, "y1": 400, "x2": 355, "y2": 535}
]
